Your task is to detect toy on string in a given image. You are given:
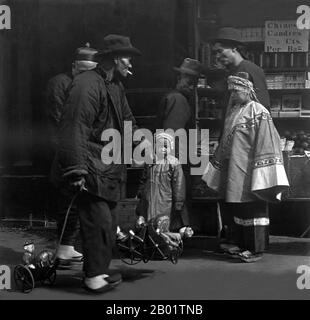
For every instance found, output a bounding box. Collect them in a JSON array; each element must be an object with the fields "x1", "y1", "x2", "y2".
[
  {"x1": 116, "y1": 214, "x2": 193, "y2": 265},
  {"x1": 13, "y1": 189, "x2": 83, "y2": 293},
  {"x1": 14, "y1": 240, "x2": 57, "y2": 293}
]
